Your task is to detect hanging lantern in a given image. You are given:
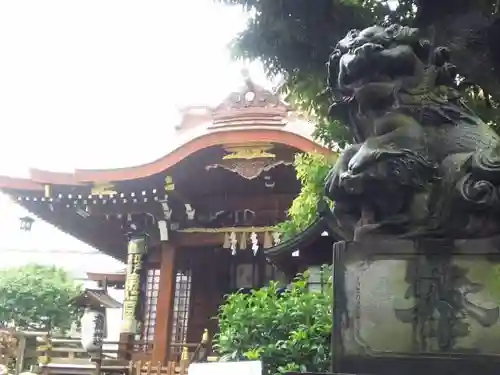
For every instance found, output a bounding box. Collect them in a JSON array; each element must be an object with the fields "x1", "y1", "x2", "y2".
[
  {"x1": 80, "y1": 307, "x2": 106, "y2": 351},
  {"x1": 19, "y1": 216, "x2": 34, "y2": 231}
]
